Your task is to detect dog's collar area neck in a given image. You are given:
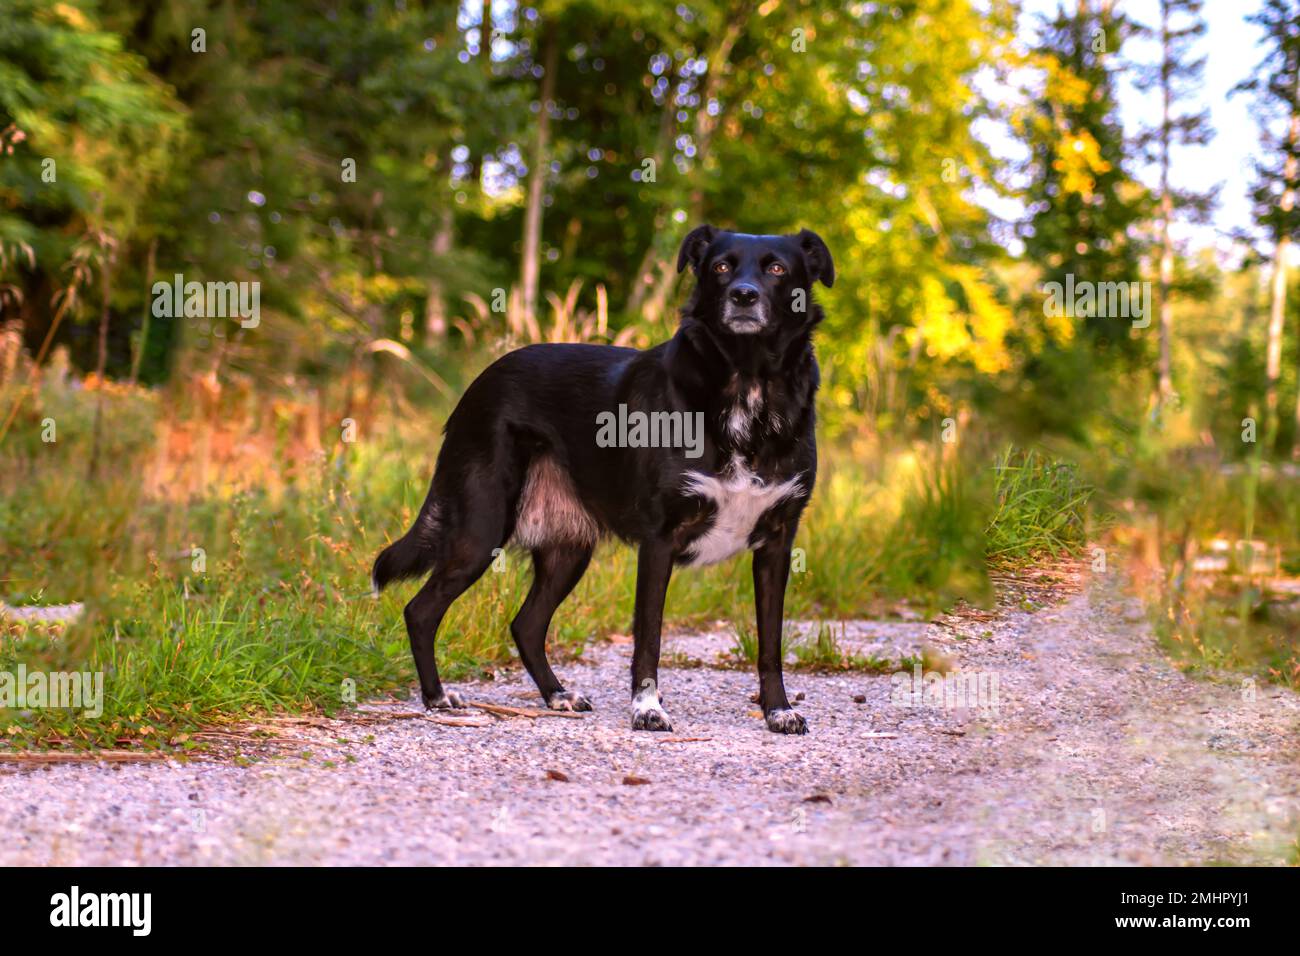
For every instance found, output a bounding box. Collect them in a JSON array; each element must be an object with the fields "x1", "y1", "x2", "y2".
[{"x1": 678, "y1": 316, "x2": 813, "y2": 375}]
